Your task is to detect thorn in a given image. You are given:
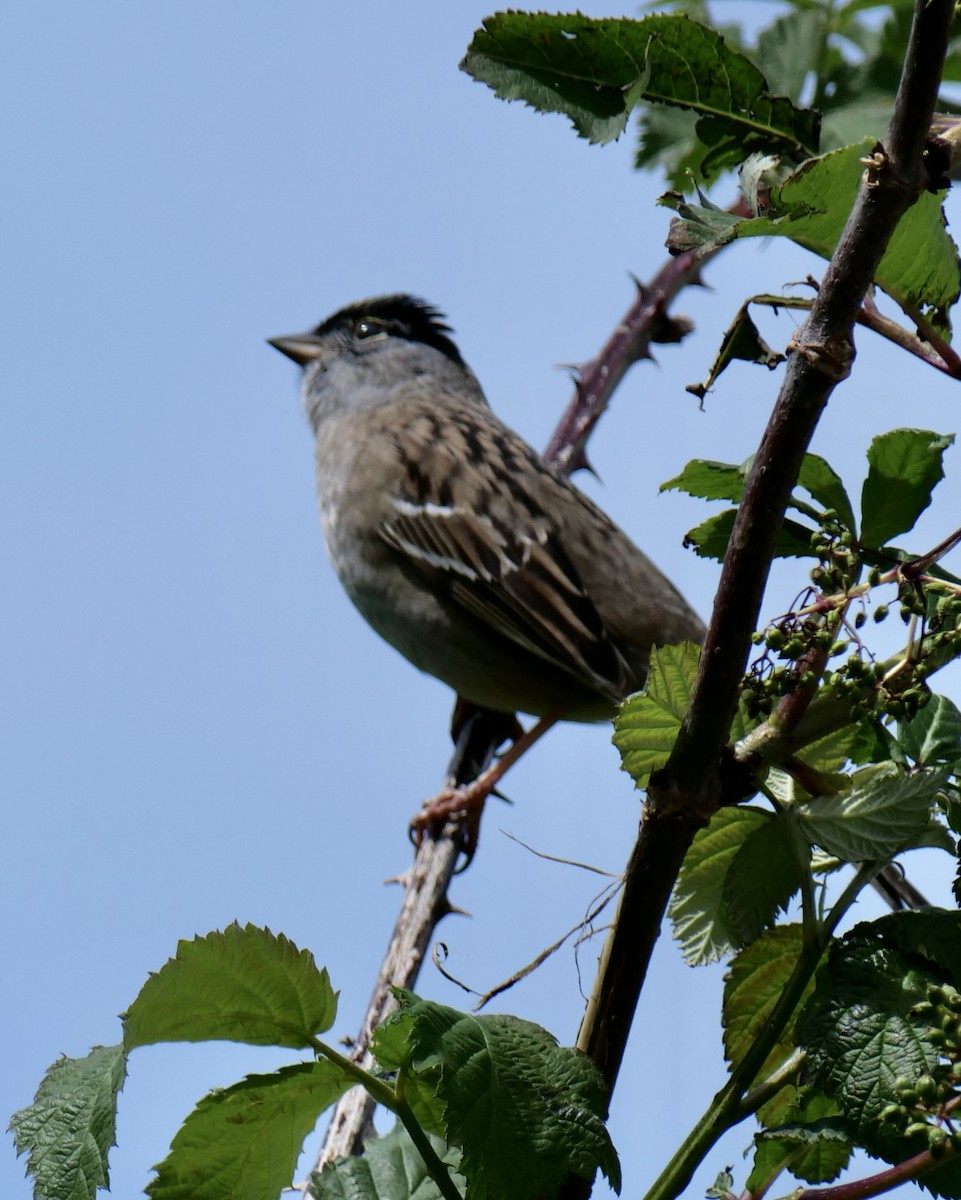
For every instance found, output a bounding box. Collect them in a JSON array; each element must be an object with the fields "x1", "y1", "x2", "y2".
[
  {"x1": 628, "y1": 272, "x2": 651, "y2": 300},
  {"x1": 567, "y1": 446, "x2": 601, "y2": 481},
  {"x1": 490, "y1": 788, "x2": 514, "y2": 805}
]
